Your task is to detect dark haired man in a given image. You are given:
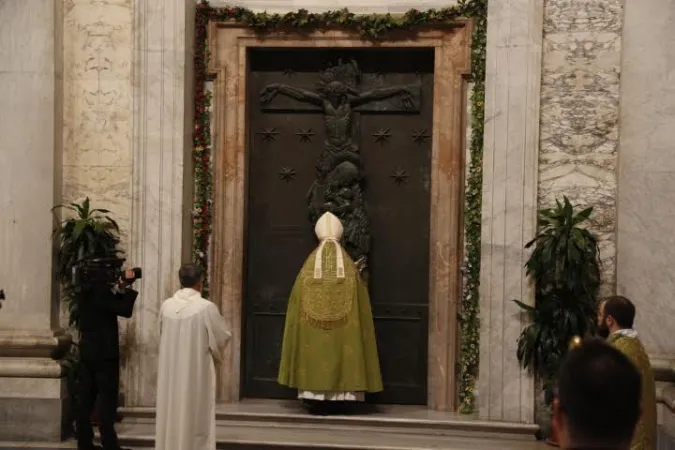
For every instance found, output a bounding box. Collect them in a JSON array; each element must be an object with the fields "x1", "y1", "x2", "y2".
[
  {"x1": 553, "y1": 338, "x2": 642, "y2": 449},
  {"x1": 155, "y1": 263, "x2": 231, "y2": 450},
  {"x1": 77, "y1": 268, "x2": 139, "y2": 450},
  {"x1": 598, "y1": 296, "x2": 657, "y2": 449}
]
